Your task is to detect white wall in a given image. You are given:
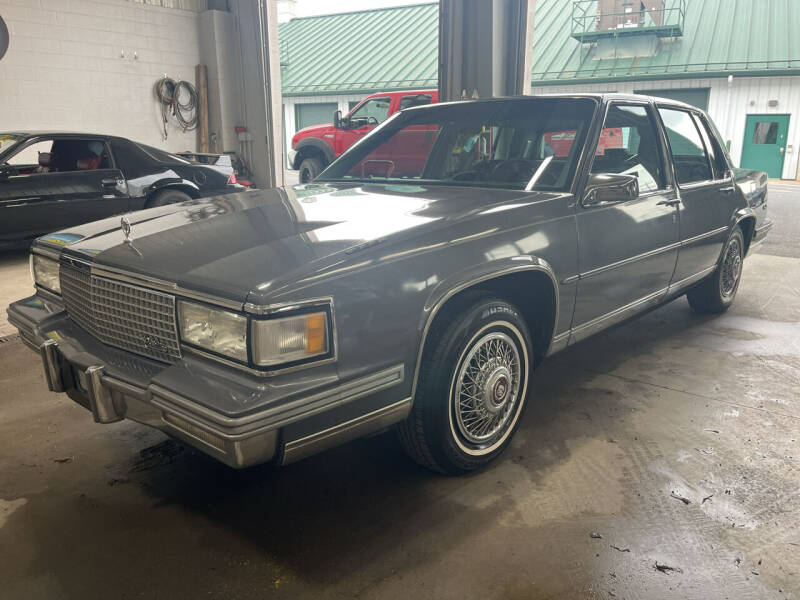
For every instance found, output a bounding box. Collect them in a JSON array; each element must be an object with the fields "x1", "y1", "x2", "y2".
[
  {"x1": 0, "y1": 0, "x2": 202, "y2": 152},
  {"x1": 533, "y1": 76, "x2": 800, "y2": 180}
]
